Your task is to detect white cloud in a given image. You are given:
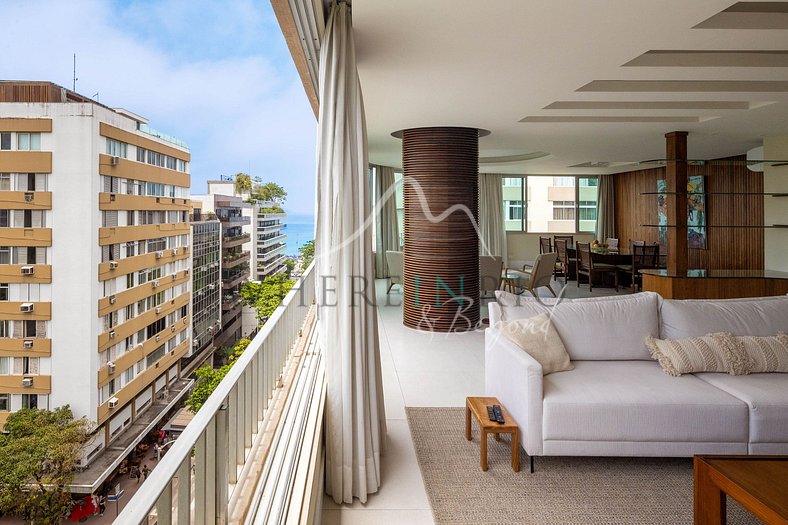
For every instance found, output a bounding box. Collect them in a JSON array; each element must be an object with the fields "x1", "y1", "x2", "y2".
[{"x1": 2, "y1": 0, "x2": 317, "y2": 215}]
